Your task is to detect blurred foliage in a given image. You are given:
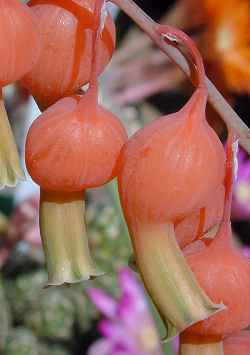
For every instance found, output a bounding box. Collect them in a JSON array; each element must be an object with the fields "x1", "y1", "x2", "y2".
[
  {"x1": 3, "y1": 328, "x2": 39, "y2": 355},
  {"x1": 0, "y1": 183, "x2": 134, "y2": 354},
  {"x1": 0, "y1": 277, "x2": 11, "y2": 351},
  {"x1": 0, "y1": 182, "x2": 174, "y2": 354},
  {"x1": 3, "y1": 327, "x2": 70, "y2": 355}
]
